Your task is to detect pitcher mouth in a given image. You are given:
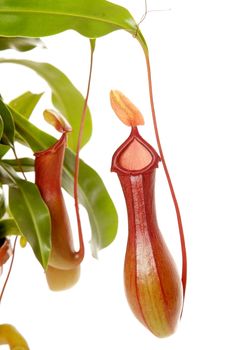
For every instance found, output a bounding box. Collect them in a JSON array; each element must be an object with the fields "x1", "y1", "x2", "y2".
[
  {"x1": 34, "y1": 133, "x2": 67, "y2": 158},
  {"x1": 111, "y1": 127, "x2": 160, "y2": 176}
]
